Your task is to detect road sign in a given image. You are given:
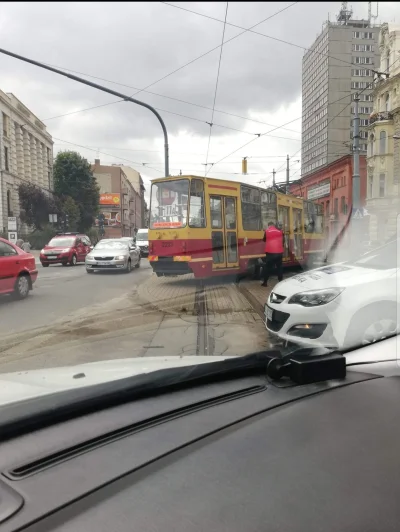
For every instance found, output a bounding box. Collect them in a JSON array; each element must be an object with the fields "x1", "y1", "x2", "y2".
[
  {"x1": 49, "y1": 213, "x2": 58, "y2": 223},
  {"x1": 352, "y1": 208, "x2": 364, "y2": 220},
  {"x1": 7, "y1": 217, "x2": 17, "y2": 231},
  {"x1": 8, "y1": 232, "x2": 17, "y2": 244}
]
